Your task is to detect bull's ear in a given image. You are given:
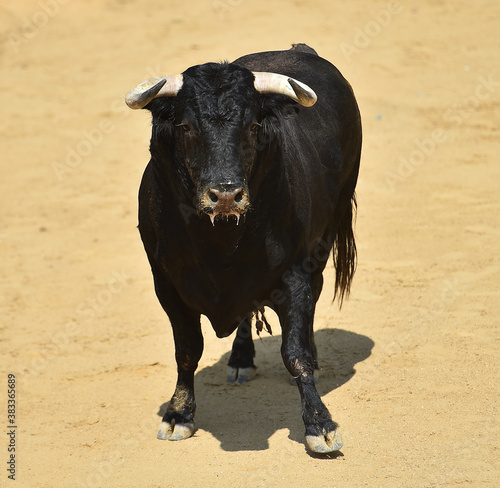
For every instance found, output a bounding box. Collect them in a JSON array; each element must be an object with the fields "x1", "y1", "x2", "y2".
[
  {"x1": 281, "y1": 105, "x2": 300, "y2": 119},
  {"x1": 259, "y1": 98, "x2": 299, "y2": 143},
  {"x1": 146, "y1": 99, "x2": 176, "y2": 143},
  {"x1": 261, "y1": 95, "x2": 300, "y2": 125},
  {"x1": 145, "y1": 97, "x2": 175, "y2": 120},
  {"x1": 142, "y1": 96, "x2": 172, "y2": 113}
]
